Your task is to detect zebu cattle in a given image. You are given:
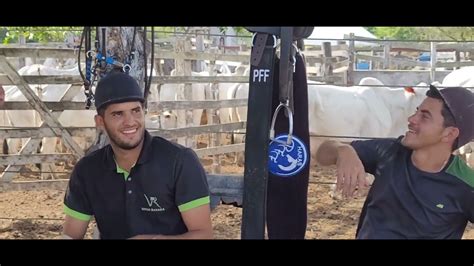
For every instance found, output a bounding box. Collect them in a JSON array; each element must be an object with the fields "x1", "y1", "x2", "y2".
[
  {"x1": 2, "y1": 63, "x2": 96, "y2": 179},
  {"x1": 308, "y1": 78, "x2": 429, "y2": 198},
  {"x1": 356, "y1": 77, "x2": 429, "y2": 137},
  {"x1": 442, "y1": 66, "x2": 474, "y2": 88},
  {"x1": 157, "y1": 69, "x2": 214, "y2": 147},
  {"x1": 215, "y1": 65, "x2": 248, "y2": 145},
  {"x1": 305, "y1": 78, "x2": 428, "y2": 164}
]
